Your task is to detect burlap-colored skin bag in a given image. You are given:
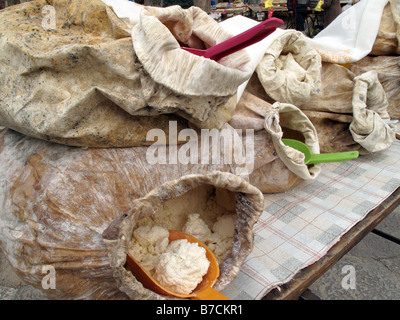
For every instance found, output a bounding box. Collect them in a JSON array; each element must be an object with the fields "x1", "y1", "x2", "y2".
[
  {"x1": 102, "y1": 172, "x2": 264, "y2": 300},
  {"x1": 0, "y1": 127, "x2": 265, "y2": 299},
  {"x1": 348, "y1": 56, "x2": 400, "y2": 121},
  {"x1": 297, "y1": 63, "x2": 396, "y2": 154},
  {"x1": 231, "y1": 92, "x2": 321, "y2": 193},
  {"x1": 0, "y1": 0, "x2": 252, "y2": 147}
]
